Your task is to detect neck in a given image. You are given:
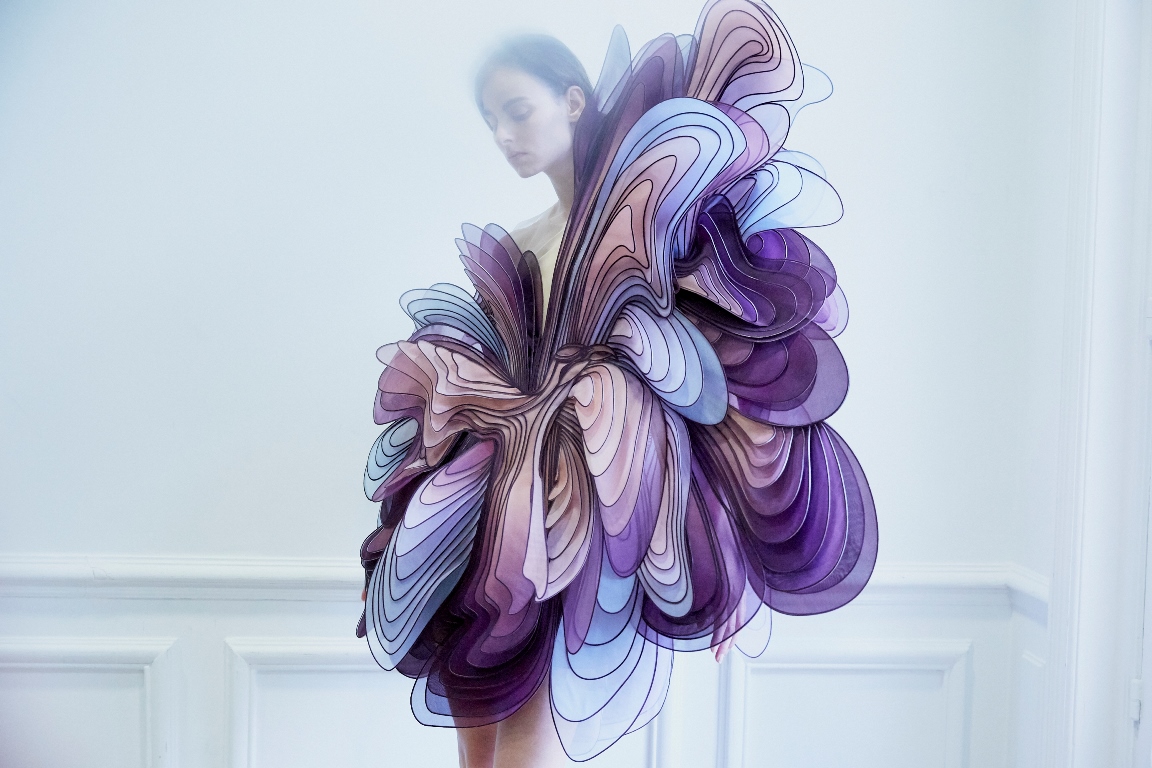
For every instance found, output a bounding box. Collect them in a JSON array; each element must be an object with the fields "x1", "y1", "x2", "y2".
[{"x1": 545, "y1": 153, "x2": 575, "y2": 213}]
